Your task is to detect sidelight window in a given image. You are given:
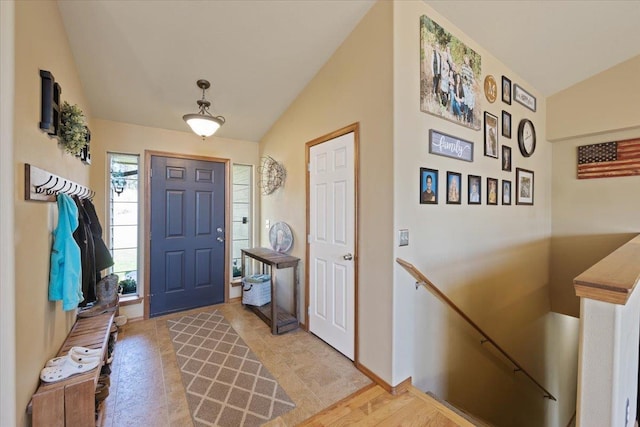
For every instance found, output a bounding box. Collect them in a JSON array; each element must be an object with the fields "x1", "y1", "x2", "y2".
[
  {"x1": 232, "y1": 164, "x2": 253, "y2": 278},
  {"x1": 108, "y1": 153, "x2": 139, "y2": 295}
]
